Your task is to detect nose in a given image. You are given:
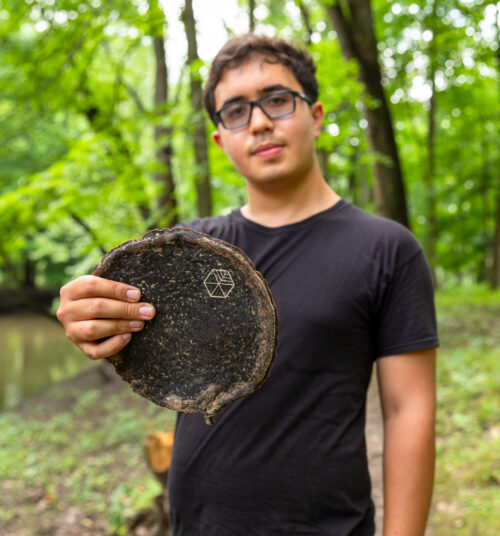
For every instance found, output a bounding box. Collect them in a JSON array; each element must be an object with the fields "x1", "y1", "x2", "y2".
[{"x1": 248, "y1": 103, "x2": 274, "y2": 133}]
